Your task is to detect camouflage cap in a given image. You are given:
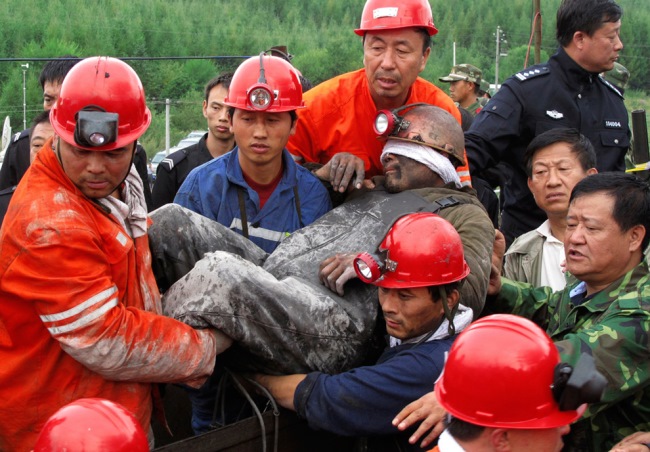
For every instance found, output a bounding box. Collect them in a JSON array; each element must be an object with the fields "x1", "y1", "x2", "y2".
[
  {"x1": 603, "y1": 62, "x2": 630, "y2": 90},
  {"x1": 479, "y1": 78, "x2": 490, "y2": 94},
  {"x1": 439, "y1": 64, "x2": 483, "y2": 84}
]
